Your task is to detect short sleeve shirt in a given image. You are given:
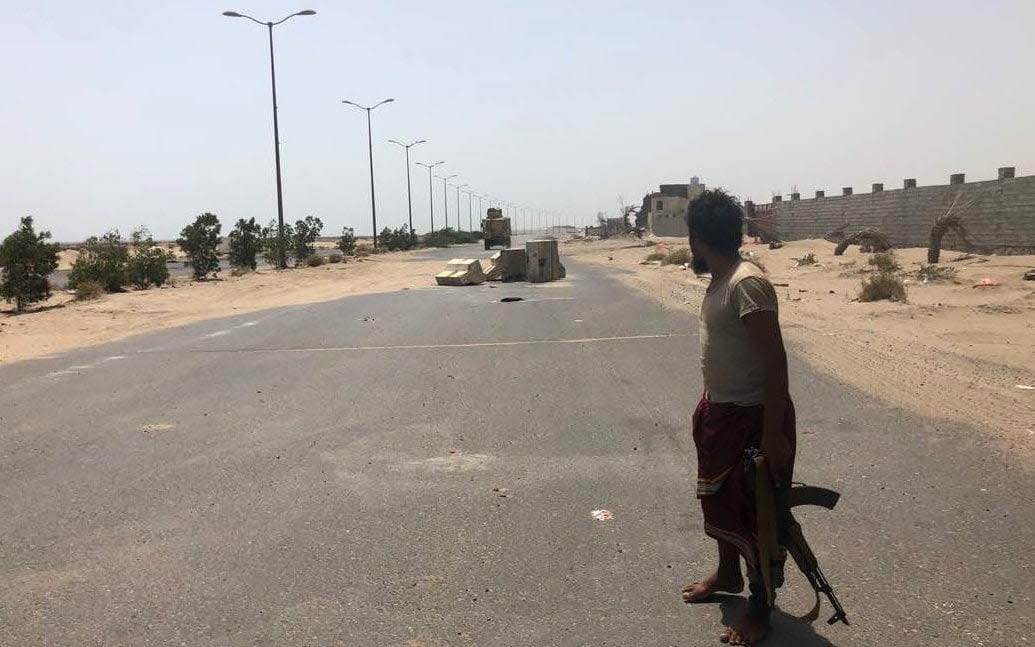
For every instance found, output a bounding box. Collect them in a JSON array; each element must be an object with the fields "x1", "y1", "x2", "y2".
[{"x1": 699, "y1": 260, "x2": 778, "y2": 405}]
